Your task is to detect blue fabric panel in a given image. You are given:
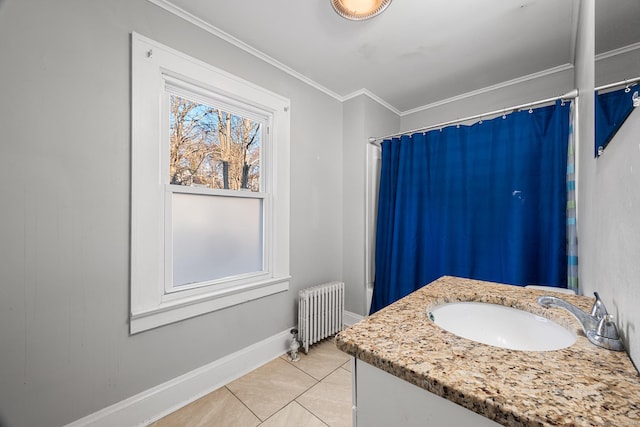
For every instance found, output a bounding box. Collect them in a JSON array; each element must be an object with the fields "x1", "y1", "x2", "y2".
[
  {"x1": 595, "y1": 87, "x2": 636, "y2": 156},
  {"x1": 371, "y1": 101, "x2": 570, "y2": 313}
]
